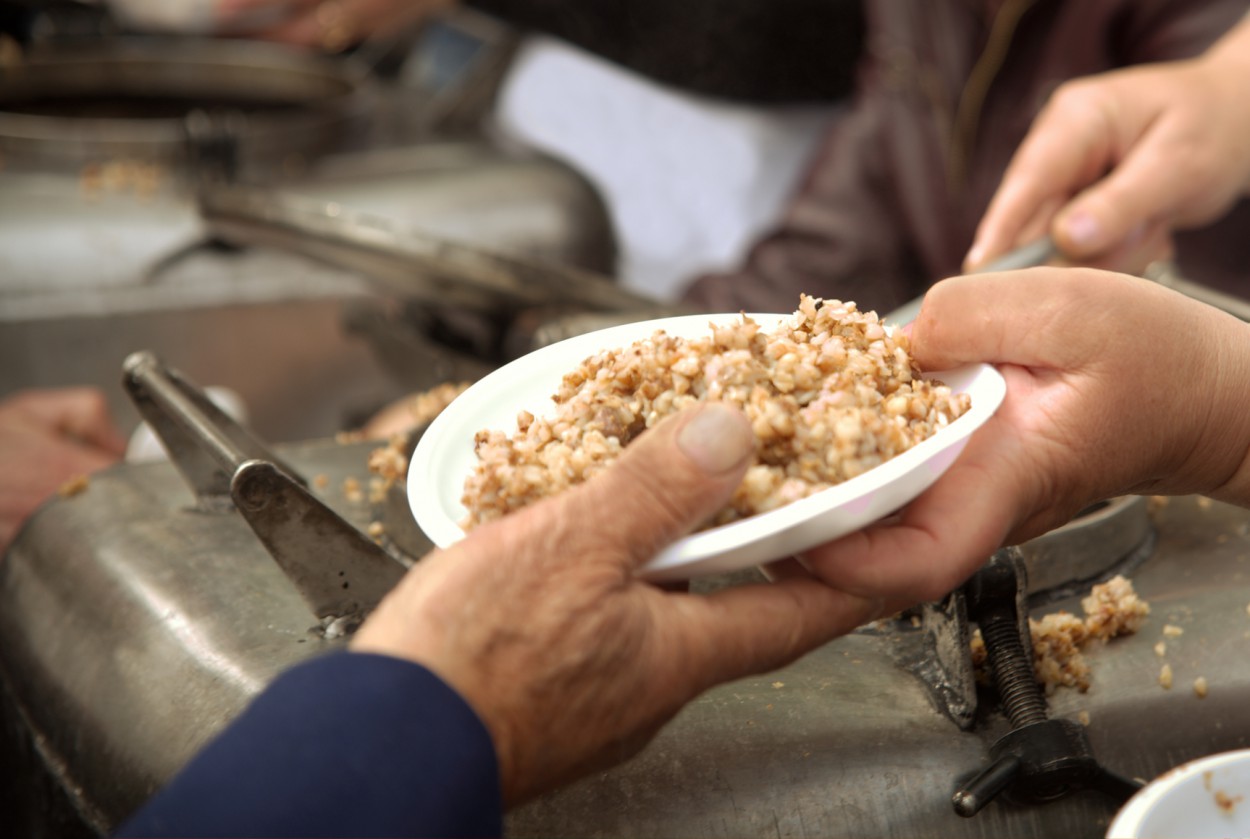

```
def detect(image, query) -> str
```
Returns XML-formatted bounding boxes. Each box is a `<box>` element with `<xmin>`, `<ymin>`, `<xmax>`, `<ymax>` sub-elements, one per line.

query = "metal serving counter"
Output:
<box><xmin>3</xmin><ymin>402</ymin><xmax>1249</xmax><ymax>839</ymax></box>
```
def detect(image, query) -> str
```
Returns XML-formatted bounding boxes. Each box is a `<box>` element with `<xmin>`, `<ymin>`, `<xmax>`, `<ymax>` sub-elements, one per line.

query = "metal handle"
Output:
<box><xmin>952</xmin><ymin>550</ymin><xmax>1143</xmax><ymax>817</ymax></box>
<box><xmin>123</xmin><ymin>350</ymin><xmax>302</xmax><ymax>510</ymax></box>
<box><xmin>198</xmin><ymin>183</ymin><xmax>662</xmax><ymax>315</ymax></box>
<box><xmin>122</xmin><ymin>351</ymin><xmax>406</xmax><ymax>624</ymax></box>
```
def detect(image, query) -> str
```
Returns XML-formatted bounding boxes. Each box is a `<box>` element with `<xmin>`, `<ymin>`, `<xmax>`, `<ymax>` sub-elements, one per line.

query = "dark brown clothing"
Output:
<box><xmin>683</xmin><ymin>0</ymin><xmax>1250</xmax><ymax>315</ymax></box>
<box><xmin>468</xmin><ymin>0</ymin><xmax>865</xmax><ymax>103</ymax></box>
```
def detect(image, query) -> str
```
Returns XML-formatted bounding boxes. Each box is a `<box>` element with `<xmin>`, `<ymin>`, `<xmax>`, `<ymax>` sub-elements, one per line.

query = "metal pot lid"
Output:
<box><xmin>198</xmin><ymin>182</ymin><xmax>664</xmax><ymax>314</ymax></box>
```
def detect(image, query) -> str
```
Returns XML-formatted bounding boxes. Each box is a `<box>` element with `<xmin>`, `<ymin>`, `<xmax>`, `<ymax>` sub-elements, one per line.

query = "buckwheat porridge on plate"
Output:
<box><xmin>461</xmin><ymin>295</ymin><xmax>971</xmax><ymax>530</ymax></box>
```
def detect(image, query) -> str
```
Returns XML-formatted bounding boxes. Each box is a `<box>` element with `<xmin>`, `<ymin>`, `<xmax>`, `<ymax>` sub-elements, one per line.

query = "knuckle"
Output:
<box><xmin>1045</xmin><ymin>79</ymin><xmax>1101</xmax><ymax>118</ymax></box>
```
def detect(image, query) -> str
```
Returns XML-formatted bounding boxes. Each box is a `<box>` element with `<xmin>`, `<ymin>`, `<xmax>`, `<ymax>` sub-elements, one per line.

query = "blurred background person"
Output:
<box><xmin>86</xmin><ymin>0</ymin><xmax>866</xmax><ymax>301</ymax></box>
<box><xmin>681</xmin><ymin>0</ymin><xmax>1250</xmax><ymax>316</ymax></box>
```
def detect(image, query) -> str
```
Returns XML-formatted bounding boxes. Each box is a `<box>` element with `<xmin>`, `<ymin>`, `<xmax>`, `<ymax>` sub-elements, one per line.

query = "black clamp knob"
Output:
<box><xmin>952</xmin><ymin>549</ymin><xmax>1143</xmax><ymax>817</ymax></box>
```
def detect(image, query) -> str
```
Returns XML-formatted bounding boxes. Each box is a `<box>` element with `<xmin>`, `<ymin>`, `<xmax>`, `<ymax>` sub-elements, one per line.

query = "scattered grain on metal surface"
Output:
<box><xmin>461</xmin><ymin>295</ymin><xmax>969</xmax><ymax>529</ymax></box>
<box><xmin>971</xmin><ymin>575</ymin><xmax>1150</xmax><ymax>694</ymax></box>
<box><xmin>1160</xmin><ymin>663</ymin><xmax>1174</xmax><ymax>690</ymax></box>
<box><xmin>1194</xmin><ymin>676</ymin><xmax>1209</xmax><ymax>698</ymax></box>
<box><xmin>368</xmin><ymin>435</ymin><xmax>408</xmax><ymax>486</ymax></box>
<box><xmin>1163</xmin><ymin>624</ymin><xmax>1185</xmax><ymax>638</ymax></box>
<box><xmin>409</xmin><ymin>382</ymin><xmax>471</xmax><ymax>427</ymax></box>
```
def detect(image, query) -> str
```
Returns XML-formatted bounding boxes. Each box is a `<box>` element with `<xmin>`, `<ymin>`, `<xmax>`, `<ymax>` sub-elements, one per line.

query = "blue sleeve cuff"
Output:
<box><xmin>116</xmin><ymin>651</ymin><xmax>503</xmax><ymax>838</ymax></box>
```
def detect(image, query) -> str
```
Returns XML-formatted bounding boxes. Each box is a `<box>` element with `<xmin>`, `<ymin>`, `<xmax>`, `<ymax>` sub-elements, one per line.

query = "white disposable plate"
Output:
<box><xmin>408</xmin><ymin>313</ymin><xmax>1006</xmax><ymax>582</ymax></box>
<box><xmin>1107</xmin><ymin>748</ymin><xmax>1250</xmax><ymax>838</ymax></box>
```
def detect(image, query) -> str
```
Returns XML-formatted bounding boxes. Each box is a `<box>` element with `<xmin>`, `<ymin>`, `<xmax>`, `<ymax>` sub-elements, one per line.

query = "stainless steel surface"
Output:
<box><xmin>199</xmin><ymin>181</ymin><xmax>653</xmax><ymax>314</ymax></box>
<box><xmin>0</xmin><ymin>437</ymin><xmax>397</xmax><ymax>836</ymax></box>
<box><xmin>3</xmin><ymin>420</ymin><xmax>1249</xmax><ymax>839</ymax></box>
<box><xmin>1020</xmin><ymin>496</ymin><xmax>1153</xmax><ymax>599</ymax></box>
<box><xmin>279</xmin><ymin>142</ymin><xmax>619</xmax><ymax>276</ymax></box>
<box><xmin>0</xmin><ymin>139</ymin><xmax>619</xmax><ymax>440</ymax></box>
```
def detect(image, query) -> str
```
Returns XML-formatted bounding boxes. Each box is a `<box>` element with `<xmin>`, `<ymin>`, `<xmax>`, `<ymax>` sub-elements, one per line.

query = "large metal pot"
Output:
<box><xmin>0</xmin><ymin>37</ymin><xmax>375</xmax><ymax>173</ymax></box>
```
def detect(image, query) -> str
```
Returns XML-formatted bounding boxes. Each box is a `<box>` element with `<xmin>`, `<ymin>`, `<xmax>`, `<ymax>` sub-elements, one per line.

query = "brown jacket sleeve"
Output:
<box><xmin>681</xmin><ymin>76</ymin><xmax>922</xmax><ymax>316</ymax></box>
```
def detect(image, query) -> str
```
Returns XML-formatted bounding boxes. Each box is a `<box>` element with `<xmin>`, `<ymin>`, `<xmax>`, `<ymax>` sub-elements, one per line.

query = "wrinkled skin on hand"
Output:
<box><xmin>967</xmin><ymin>22</ymin><xmax>1250</xmax><ymax>271</ymax></box>
<box><xmin>352</xmin><ymin>403</ymin><xmax>882</xmax><ymax>806</ymax></box>
<box><xmin>0</xmin><ymin>388</ymin><xmax>127</xmax><ymax>552</ymax></box>
<box><xmin>804</xmin><ymin>268</ymin><xmax>1250</xmax><ymax>605</ymax></box>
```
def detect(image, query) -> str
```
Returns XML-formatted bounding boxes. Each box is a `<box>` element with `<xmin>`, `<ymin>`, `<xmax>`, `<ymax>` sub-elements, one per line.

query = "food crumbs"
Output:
<box><xmin>972</xmin><ymin>575</ymin><xmax>1149</xmax><ymax>695</ymax></box>
<box><xmin>313</xmin><ymin>474</ymin><xmax>330</xmax><ymax>490</ymax></box>
<box><xmin>367</xmin><ymin>521</ymin><xmax>385</xmax><ymax>540</ymax></box>
<box><xmin>342</xmin><ymin>477</ymin><xmax>363</xmax><ymax>504</ymax></box>
<box><xmin>367</xmin><ymin>437</ymin><xmax>409</xmax><ymax>487</ymax></box>
<box><xmin>1159</xmin><ymin>663</ymin><xmax>1174</xmax><ymax>690</ymax></box>
<box><xmin>1216</xmin><ymin>789</ymin><xmax>1243</xmax><ymax>813</ymax></box>
<box><xmin>765</xmin><ymin>704</ymin><xmax>774</xmax><ymax>711</ymax></box>
<box><xmin>772</xmin><ymin>681</ymin><xmax>785</xmax><ymax>689</ymax></box>
<box><xmin>1077</xmin><ymin>711</ymin><xmax>1091</xmax><ymax>726</ymax></box>
<box><xmin>1197</xmin><ymin>496</ymin><xmax>1214</xmax><ymax>509</ymax></box>
<box><xmin>335</xmin><ymin>430</ymin><xmax>366</xmax><ymax>445</ymax></box>
<box><xmin>461</xmin><ymin>296</ymin><xmax>971</xmax><ymax>531</ymax></box>
<box><xmin>1154</xmin><ymin>641</ymin><xmax>1167</xmax><ymax>657</ymax></box>
<box><xmin>1194</xmin><ymin>676</ymin><xmax>1209</xmax><ymax>698</ymax></box>
<box><xmin>1163</xmin><ymin>624</ymin><xmax>1185</xmax><ymax>638</ymax></box>
<box><xmin>56</xmin><ymin>474</ymin><xmax>90</xmax><ymax>498</ymax></box>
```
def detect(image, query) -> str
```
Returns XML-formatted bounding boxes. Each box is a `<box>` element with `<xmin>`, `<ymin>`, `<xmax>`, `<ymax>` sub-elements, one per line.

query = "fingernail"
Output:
<box><xmin>677</xmin><ymin>405</ymin><xmax>753</xmax><ymax>474</ymax></box>
<box><xmin>1062</xmin><ymin>211</ymin><xmax>1102</xmax><ymax>250</ymax></box>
